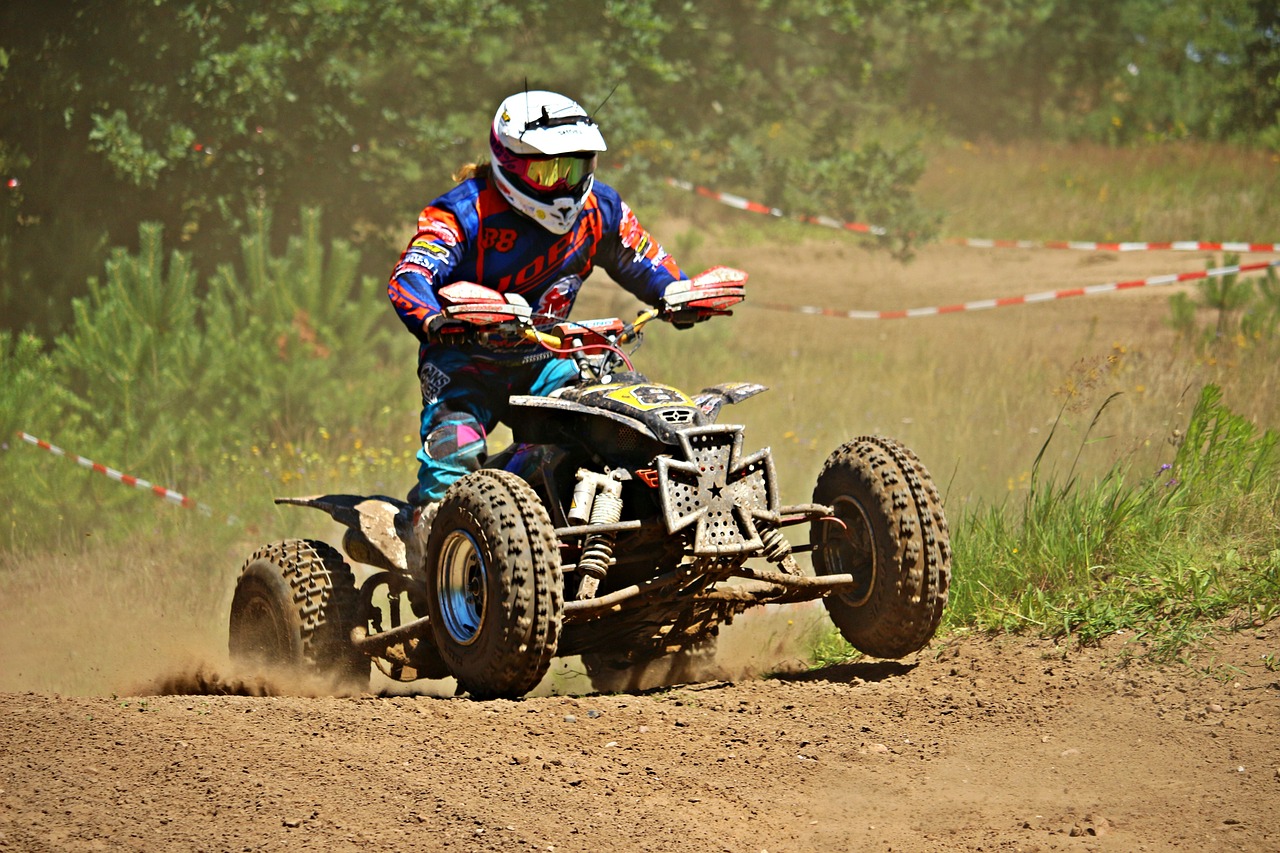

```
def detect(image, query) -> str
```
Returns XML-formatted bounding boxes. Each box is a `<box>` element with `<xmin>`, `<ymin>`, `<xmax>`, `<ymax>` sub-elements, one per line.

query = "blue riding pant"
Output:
<box><xmin>410</xmin><ymin>348</ymin><xmax>577</xmax><ymax>504</ymax></box>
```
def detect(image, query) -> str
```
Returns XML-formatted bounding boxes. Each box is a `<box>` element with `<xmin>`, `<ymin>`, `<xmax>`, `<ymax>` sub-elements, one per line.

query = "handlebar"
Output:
<box><xmin>520</xmin><ymin>307</ymin><xmax>662</xmax><ymax>351</ymax></box>
<box><xmin>428</xmin><ymin>267</ymin><xmax>745</xmax><ymax>380</ymax></box>
<box><xmin>428</xmin><ymin>305</ymin><xmax>663</xmax><ymax>380</ymax></box>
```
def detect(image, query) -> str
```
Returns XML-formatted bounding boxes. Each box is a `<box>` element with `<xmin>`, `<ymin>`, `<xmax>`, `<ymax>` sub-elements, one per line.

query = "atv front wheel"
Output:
<box><xmin>810</xmin><ymin>436</ymin><xmax>951</xmax><ymax>658</ymax></box>
<box><xmin>425</xmin><ymin>469</ymin><xmax>563</xmax><ymax>699</ymax></box>
<box><xmin>228</xmin><ymin>539</ymin><xmax>369</xmax><ymax>689</ymax></box>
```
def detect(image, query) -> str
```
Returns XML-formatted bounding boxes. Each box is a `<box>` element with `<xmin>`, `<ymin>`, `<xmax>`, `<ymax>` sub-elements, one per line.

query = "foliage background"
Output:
<box><xmin>3</xmin><ymin>0</ymin><xmax>1277</xmax><ymax>337</ymax></box>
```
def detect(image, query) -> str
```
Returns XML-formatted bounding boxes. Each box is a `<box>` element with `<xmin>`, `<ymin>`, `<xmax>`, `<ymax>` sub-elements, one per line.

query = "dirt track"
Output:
<box><xmin>1</xmin><ymin>624</ymin><xmax>1276</xmax><ymax>852</ymax></box>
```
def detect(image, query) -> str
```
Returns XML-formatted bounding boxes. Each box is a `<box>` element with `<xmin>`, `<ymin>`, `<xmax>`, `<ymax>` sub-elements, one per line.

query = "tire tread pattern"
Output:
<box><xmin>812</xmin><ymin>436</ymin><xmax>951</xmax><ymax>658</ymax></box>
<box><xmin>234</xmin><ymin>539</ymin><xmax>366</xmax><ymax>683</ymax></box>
<box><xmin>429</xmin><ymin>470</ymin><xmax>563</xmax><ymax>699</ymax></box>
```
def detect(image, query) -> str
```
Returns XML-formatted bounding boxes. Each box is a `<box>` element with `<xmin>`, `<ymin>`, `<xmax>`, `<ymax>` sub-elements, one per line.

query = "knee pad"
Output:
<box><xmin>423</xmin><ymin>412</ymin><xmax>487</xmax><ymax>468</ymax></box>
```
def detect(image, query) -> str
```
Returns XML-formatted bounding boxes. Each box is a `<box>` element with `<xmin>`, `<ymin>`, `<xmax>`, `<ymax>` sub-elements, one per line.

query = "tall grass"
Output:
<box><xmin>949</xmin><ymin>385</ymin><xmax>1280</xmax><ymax>661</ymax></box>
<box><xmin>918</xmin><ymin>140</ymin><xmax>1280</xmax><ymax>243</ymax></box>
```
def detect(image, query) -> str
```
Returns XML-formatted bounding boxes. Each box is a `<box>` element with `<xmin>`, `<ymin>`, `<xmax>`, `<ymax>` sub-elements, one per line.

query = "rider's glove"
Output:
<box><xmin>661</xmin><ymin>267</ymin><xmax>747</xmax><ymax>329</ymax></box>
<box><xmin>424</xmin><ymin>313</ymin><xmax>471</xmax><ymax>345</ymax></box>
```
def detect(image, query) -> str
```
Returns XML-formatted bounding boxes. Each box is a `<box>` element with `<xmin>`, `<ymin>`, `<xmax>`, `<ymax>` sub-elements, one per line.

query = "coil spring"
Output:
<box><xmin>578</xmin><ymin>491</ymin><xmax>623</xmax><ymax>579</ymax></box>
<box><xmin>760</xmin><ymin>526</ymin><xmax>794</xmax><ymax>563</ymax></box>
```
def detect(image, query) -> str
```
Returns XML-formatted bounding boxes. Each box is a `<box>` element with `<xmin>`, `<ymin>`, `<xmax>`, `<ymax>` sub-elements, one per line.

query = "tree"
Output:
<box><xmin>877</xmin><ymin>0</ymin><xmax>1131</xmax><ymax>138</ymax></box>
<box><xmin>868</xmin><ymin>0</ymin><xmax>1279</xmax><ymax>144</ymax></box>
<box><xmin>0</xmin><ymin>1</ymin><xmax>538</xmax><ymax>335</ymax></box>
<box><xmin>0</xmin><ymin>0</ymin><xmax>961</xmax><ymax>339</ymax></box>
<box><xmin>1106</xmin><ymin>0</ymin><xmax>1280</xmax><ymax>142</ymax></box>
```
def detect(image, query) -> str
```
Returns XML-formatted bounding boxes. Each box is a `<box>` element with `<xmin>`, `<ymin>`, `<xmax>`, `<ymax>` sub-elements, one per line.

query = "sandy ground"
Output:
<box><xmin>2</xmin><ymin>229</ymin><xmax>1278</xmax><ymax>851</ymax></box>
<box><xmin>1</xmin><ymin>626</ymin><xmax>1277</xmax><ymax>852</ymax></box>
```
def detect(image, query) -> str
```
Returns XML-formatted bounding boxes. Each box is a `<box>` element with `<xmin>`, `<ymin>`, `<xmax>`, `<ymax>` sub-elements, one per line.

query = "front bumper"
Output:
<box><xmin>655</xmin><ymin>424</ymin><xmax>781</xmax><ymax>556</ymax></box>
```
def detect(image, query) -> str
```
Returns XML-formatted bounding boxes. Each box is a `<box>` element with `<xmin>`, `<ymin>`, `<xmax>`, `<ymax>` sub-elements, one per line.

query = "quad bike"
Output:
<box><xmin>228</xmin><ymin>269</ymin><xmax>952</xmax><ymax>699</ymax></box>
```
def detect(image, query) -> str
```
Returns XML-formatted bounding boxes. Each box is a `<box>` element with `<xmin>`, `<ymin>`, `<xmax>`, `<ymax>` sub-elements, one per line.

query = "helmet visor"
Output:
<box><xmin>517</xmin><ymin>154</ymin><xmax>596</xmax><ymax>193</ymax></box>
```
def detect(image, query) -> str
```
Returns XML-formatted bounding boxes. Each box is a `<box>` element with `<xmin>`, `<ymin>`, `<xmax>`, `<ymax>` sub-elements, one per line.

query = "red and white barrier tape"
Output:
<box><xmin>947</xmin><ymin>237</ymin><xmax>1280</xmax><ymax>253</ymax></box>
<box><xmin>16</xmin><ymin>431</ymin><xmax>204</xmax><ymax>511</ymax></box>
<box><xmin>667</xmin><ymin>177</ymin><xmax>1279</xmax><ymax>252</ymax></box>
<box><xmin>752</xmin><ymin>259</ymin><xmax>1280</xmax><ymax>320</ymax></box>
<box><xmin>666</xmin><ymin>178</ymin><xmax>888</xmax><ymax>236</ymax></box>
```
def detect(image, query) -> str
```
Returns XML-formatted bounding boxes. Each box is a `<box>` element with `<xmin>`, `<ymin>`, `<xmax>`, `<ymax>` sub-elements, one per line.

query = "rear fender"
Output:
<box><xmin>275</xmin><ymin>494</ymin><xmax>413</xmax><ymax>572</ymax></box>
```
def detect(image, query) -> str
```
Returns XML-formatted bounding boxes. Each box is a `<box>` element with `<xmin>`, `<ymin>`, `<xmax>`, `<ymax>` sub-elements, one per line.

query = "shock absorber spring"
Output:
<box><xmin>760</xmin><ymin>526</ymin><xmax>799</xmax><ymax>574</ymax></box>
<box><xmin>575</xmin><ymin>482</ymin><xmax>624</xmax><ymax>600</ymax></box>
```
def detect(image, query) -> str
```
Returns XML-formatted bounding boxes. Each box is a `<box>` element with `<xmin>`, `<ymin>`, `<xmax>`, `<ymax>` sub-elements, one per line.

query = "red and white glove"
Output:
<box><xmin>661</xmin><ymin>267</ymin><xmax>747</xmax><ymax>329</ymax></box>
<box><xmin>424</xmin><ymin>283</ymin><xmax>532</xmax><ymax>344</ymax></box>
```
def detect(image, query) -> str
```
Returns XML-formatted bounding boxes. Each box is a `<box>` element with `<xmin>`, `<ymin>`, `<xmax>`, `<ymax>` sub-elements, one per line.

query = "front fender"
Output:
<box><xmin>693</xmin><ymin>382</ymin><xmax>768</xmax><ymax>421</ymax></box>
<box><xmin>507</xmin><ymin>394</ymin><xmax>661</xmax><ymax>443</ymax></box>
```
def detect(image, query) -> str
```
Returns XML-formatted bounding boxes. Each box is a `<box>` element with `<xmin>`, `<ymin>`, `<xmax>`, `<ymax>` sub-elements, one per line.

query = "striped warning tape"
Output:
<box><xmin>948</xmin><ymin>237</ymin><xmax>1280</xmax><ymax>253</ymax></box>
<box><xmin>666</xmin><ymin>177</ymin><xmax>1280</xmax><ymax>252</ymax></box>
<box><xmin>751</xmin><ymin>259</ymin><xmax>1280</xmax><ymax>320</ymax></box>
<box><xmin>16</xmin><ymin>430</ymin><xmax>206</xmax><ymax>511</ymax></box>
<box><xmin>665</xmin><ymin>178</ymin><xmax>888</xmax><ymax>236</ymax></box>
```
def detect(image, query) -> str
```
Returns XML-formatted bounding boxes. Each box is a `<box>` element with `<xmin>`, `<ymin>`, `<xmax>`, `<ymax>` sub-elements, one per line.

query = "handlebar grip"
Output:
<box><xmin>621</xmin><ymin>308</ymin><xmax>661</xmax><ymax>343</ymax></box>
<box><xmin>523</xmin><ymin>328</ymin><xmax>563</xmax><ymax>348</ymax></box>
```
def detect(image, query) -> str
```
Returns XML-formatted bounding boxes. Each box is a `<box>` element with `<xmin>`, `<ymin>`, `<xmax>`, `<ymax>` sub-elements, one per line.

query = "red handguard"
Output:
<box><xmin>661</xmin><ymin>266</ymin><xmax>747</xmax><ymax>327</ymax></box>
<box><xmin>425</xmin><ymin>283</ymin><xmax>532</xmax><ymax>343</ymax></box>
<box><xmin>437</xmin><ymin>282</ymin><xmax>532</xmax><ymax>325</ymax></box>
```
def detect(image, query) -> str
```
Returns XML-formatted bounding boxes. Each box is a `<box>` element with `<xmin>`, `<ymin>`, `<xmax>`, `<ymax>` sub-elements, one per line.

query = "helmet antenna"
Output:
<box><xmin>591</xmin><ymin>82</ymin><xmax>620</xmax><ymax>118</ymax></box>
<box><xmin>520</xmin><ymin>79</ymin><xmax>531</xmax><ymax>140</ymax></box>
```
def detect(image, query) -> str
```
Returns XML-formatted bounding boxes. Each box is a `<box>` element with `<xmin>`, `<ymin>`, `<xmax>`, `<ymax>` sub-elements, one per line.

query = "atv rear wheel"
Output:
<box><xmin>425</xmin><ymin>469</ymin><xmax>563</xmax><ymax>699</ymax></box>
<box><xmin>228</xmin><ymin>539</ymin><xmax>369</xmax><ymax>690</ymax></box>
<box><xmin>810</xmin><ymin>436</ymin><xmax>951</xmax><ymax>658</ymax></box>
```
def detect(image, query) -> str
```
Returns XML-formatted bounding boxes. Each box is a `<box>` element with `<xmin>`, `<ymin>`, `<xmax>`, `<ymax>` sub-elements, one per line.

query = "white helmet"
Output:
<box><xmin>489</xmin><ymin>90</ymin><xmax>607</xmax><ymax>234</ymax></box>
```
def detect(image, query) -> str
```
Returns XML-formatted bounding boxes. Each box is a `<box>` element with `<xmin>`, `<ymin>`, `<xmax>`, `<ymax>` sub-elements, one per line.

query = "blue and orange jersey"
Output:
<box><xmin>388</xmin><ymin>176</ymin><xmax>685</xmax><ymax>349</ymax></box>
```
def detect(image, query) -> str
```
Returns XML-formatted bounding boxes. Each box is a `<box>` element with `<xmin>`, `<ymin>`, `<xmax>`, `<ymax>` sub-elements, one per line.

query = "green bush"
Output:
<box><xmin>54</xmin><ymin>221</ymin><xmax>205</xmax><ymax>476</ymax></box>
<box><xmin>200</xmin><ymin>206</ymin><xmax>406</xmax><ymax>449</ymax></box>
<box><xmin>1</xmin><ymin>208</ymin><xmax>414</xmax><ymax>550</ymax></box>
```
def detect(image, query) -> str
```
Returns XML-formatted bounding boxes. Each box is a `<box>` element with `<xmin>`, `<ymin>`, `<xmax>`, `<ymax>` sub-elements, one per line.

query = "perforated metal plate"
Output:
<box><xmin>655</xmin><ymin>424</ymin><xmax>780</xmax><ymax>555</ymax></box>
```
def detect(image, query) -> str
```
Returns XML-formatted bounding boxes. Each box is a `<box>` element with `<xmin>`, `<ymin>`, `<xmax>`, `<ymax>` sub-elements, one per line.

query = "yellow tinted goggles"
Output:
<box><xmin>519</xmin><ymin>154</ymin><xmax>596</xmax><ymax>192</ymax></box>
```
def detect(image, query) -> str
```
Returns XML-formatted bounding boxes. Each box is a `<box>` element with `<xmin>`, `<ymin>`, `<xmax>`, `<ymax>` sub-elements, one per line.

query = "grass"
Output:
<box><xmin>802</xmin><ymin>382</ymin><xmax>1280</xmax><ymax>669</ymax></box>
<box><xmin>952</xmin><ymin>385</ymin><xmax>1279</xmax><ymax>655</ymax></box>
<box><xmin>4</xmin><ymin>140</ymin><xmax>1280</xmax><ymax>693</ymax></box>
<box><xmin>918</xmin><ymin>140</ymin><xmax>1280</xmax><ymax>243</ymax></box>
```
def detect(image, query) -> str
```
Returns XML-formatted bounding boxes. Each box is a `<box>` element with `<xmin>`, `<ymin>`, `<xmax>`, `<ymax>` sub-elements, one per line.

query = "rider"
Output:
<box><xmin>388</xmin><ymin>89</ymin><xmax>743</xmax><ymax>517</ymax></box>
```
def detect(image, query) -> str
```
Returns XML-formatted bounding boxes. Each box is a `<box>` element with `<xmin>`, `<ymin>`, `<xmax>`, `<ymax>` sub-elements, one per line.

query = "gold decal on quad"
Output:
<box><xmin>605</xmin><ymin>385</ymin><xmax>693</xmax><ymax>411</ymax></box>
